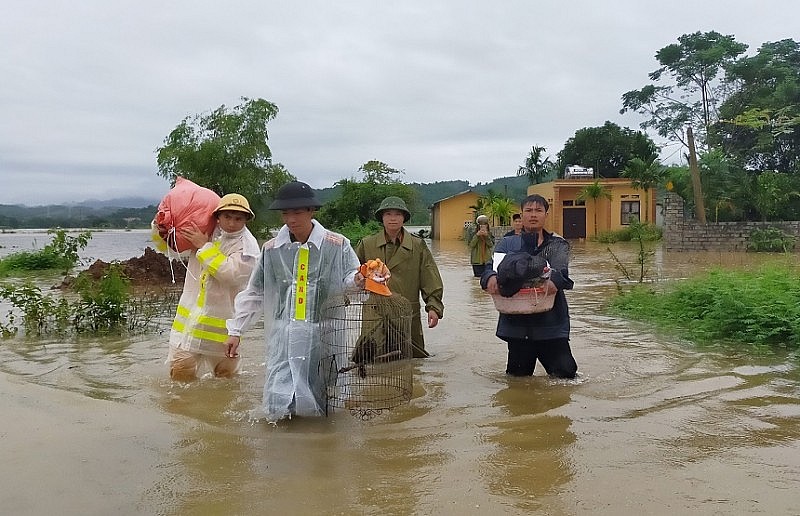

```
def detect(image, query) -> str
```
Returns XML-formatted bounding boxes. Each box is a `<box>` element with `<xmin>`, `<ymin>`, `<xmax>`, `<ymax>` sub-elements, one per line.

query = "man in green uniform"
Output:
<box><xmin>355</xmin><ymin>196</ymin><xmax>444</xmax><ymax>358</ymax></box>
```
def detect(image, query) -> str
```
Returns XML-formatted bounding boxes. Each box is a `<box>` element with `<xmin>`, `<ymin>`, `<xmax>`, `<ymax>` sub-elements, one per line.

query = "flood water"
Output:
<box><xmin>1</xmin><ymin>230</ymin><xmax>799</xmax><ymax>515</ymax></box>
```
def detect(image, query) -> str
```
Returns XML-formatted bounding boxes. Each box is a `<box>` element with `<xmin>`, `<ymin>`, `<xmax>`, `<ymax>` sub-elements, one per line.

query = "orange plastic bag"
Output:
<box><xmin>153</xmin><ymin>177</ymin><xmax>220</xmax><ymax>253</ymax></box>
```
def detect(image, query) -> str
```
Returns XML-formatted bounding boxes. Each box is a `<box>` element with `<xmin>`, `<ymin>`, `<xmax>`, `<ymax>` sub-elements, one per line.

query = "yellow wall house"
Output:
<box><xmin>430</xmin><ymin>190</ymin><xmax>480</xmax><ymax>240</ymax></box>
<box><xmin>528</xmin><ymin>178</ymin><xmax>656</xmax><ymax>239</ymax></box>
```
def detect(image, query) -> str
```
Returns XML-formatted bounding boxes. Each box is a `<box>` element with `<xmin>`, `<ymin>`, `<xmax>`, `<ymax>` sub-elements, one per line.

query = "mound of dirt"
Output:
<box><xmin>78</xmin><ymin>247</ymin><xmax>187</xmax><ymax>287</ymax></box>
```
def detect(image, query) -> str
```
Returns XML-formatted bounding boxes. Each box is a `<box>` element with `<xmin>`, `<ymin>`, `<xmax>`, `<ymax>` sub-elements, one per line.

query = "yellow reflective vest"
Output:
<box><xmin>169</xmin><ymin>227</ymin><xmax>259</xmax><ymax>356</ymax></box>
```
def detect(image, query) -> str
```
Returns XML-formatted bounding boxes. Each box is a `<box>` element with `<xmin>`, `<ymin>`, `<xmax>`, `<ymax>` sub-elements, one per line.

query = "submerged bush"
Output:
<box><xmin>0</xmin><ymin>229</ymin><xmax>92</xmax><ymax>277</ymax></box>
<box><xmin>747</xmin><ymin>227</ymin><xmax>796</xmax><ymax>253</ymax></box>
<box><xmin>72</xmin><ymin>264</ymin><xmax>131</xmax><ymax>332</ymax></box>
<box><xmin>610</xmin><ymin>264</ymin><xmax>800</xmax><ymax>349</ymax></box>
<box><xmin>0</xmin><ymin>263</ymin><xmax>176</xmax><ymax>337</ymax></box>
<box><xmin>339</xmin><ymin>219</ymin><xmax>382</xmax><ymax>247</ymax></box>
<box><xmin>0</xmin><ymin>283</ymin><xmax>71</xmax><ymax>337</ymax></box>
<box><xmin>605</xmin><ymin>221</ymin><xmax>660</xmax><ymax>283</ymax></box>
<box><xmin>596</xmin><ymin>222</ymin><xmax>662</xmax><ymax>244</ymax></box>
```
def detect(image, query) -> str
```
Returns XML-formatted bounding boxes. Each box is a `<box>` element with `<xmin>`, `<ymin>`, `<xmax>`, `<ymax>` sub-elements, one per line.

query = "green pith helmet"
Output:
<box><xmin>375</xmin><ymin>196</ymin><xmax>411</xmax><ymax>222</ymax></box>
<box><xmin>268</xmin><ymin>181</ymin><xmax>322</xmax><ymax>210</ymax></box>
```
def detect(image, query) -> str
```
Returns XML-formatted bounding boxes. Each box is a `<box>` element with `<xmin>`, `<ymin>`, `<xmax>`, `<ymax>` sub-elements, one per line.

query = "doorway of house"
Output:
<box><xmin>562</xmin><ymin>207</ymin><xmax>586</xmax><ymax>239</ymax></box>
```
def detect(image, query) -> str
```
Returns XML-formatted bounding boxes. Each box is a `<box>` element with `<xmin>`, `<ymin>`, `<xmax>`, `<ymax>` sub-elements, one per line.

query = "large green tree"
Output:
<box><xmin>663</xmin><ymin>152</ymin><xmax>757</xmax><ymax>222</ymax></box>
<box><xmin>317</xmin><ymin>161</ymin><xmax>417</xmax><ymax>229</ymax></box>
<box><xmin>556</xmin><ymin>121</ymin><xmax>659</xmax><ymax>178</ymax></box>
<box><xmin>621</xmin><ymin>31</ymin><xmax>748</xmax><ymax>149</ymax></box>
<box><xmin>753</xmin><ymin>171</ymin><xmax>800</xmax><ymax>221</ymax></box>
<box><xmin>360</xmin><ymin>160</ymin><xmax>403</xmax><ymax>184</ymax></box>
<box><xmin>716</xmin><ymin>39</ymin><xmax>800</xmax><ymax>174</ymax></box>
<box><xmin>155</xmin><ymin>97</ymin><xmax>294</xmax><ymax>235</ymax></box>
<box><xmin>699</xmin><ymin>150</ymin><xmax>752</xmax><ymax>222</ymax></box>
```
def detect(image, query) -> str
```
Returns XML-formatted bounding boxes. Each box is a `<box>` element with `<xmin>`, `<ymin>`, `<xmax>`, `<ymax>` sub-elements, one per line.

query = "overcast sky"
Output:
<box><xmin>1</xmin><ymin>1</ymin><xmax>797</xmax><ymax>205</ymax></box>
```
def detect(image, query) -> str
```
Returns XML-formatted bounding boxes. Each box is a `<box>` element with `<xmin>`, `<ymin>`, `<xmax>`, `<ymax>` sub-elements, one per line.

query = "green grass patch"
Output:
<box><xmin>610</xmin><ymin>264</ymin><xmax>800</xmax><ymax>349</ymax></box>
<box><xmin>0</xmin><ymin>250</ymin><xmax>67</xmax><ymax>275</ymax></box>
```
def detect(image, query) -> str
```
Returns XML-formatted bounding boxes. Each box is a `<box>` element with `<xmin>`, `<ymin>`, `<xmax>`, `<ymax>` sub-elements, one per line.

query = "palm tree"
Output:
<box><xmin>517</xmin><ymin>145</ymin><xmax>553</xmax><ymax>185</ymax></box>
<box><xmin>577</xmin><ymin>180</ymin><xmax>612</xmax><ymax>236</ymax></box>
<box><xmin>470</xmin><ymin>190</ymin><xmax>516</xmax><ymax>226</ymax></box>
<box><xmin>487</xmin><ymin>196</ymin><xmax>516</xmax><ymax>226</ymax></box>
<box><xmin>622</xmin><ymin>157</ymin><xmax>666</xmax><ymax>222</ymax></box>
<box><xmin>477</xmin><ymin>190</ymin><xmax>503</xmax><ymax>225</ymax></box>
<box><xmin>468</xmin><ymin>196</ymin><xmax>488</xmax><ymax>221</ymax></box>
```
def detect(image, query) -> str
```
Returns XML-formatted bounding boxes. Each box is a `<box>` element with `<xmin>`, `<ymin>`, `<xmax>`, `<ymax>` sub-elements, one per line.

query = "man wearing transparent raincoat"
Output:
<box><xmin>224</xmin><ymin>181</ymin><xmax>363</xmax><ymax>421</ymax></box>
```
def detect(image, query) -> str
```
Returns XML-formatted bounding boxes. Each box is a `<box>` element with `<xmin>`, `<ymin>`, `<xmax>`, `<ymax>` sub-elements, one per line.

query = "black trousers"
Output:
<box><xmin>472</xmin><ymin>264</ymin><xmax>487</xmax><ymax>277</ymax></box>
<box><xmin>504</xmin><ymin>337</ymin><xmax>577</xmax><ymax>379</ymax></box>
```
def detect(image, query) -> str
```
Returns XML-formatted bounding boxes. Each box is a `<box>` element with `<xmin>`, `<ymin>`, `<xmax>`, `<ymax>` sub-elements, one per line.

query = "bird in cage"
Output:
<box><xmin>344</xmin><ymin>259</ymin><xmax>412</xmax><ymax>373</ymax></box>
<box><xmin>321</xmin><ymin>287</ymin><xmax>414</xmax><ymax>417</ymax></box>
<box><xmin>348</xmin><ymin>294</ymin><xmax>412</xmax><ymax>371</ymax></box>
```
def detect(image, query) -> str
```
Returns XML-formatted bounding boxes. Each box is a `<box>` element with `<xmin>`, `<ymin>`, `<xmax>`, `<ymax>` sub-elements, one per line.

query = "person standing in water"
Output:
<box><xmin>224</xmin><ymin>181</ymin><xmax>363</xmax><ymax>420</ymax></box>
<box><xmin>167</xmin><ymin>193</ymin><xmax>260</xmax><ymax>381</ymax></box>
<box><xmin>355</xmin><ymin>196</ymin><xmax>444</xmax><ymax>358</ymax></box>
<box><xmin>469</xmin><ymin>214</ymin><xmax>494</xmax><ymax>277</ymax></box>
<box><xmin>481</xmin><ymin>194</ymin><xmax>577</xmax><ymax>379</ymax></box>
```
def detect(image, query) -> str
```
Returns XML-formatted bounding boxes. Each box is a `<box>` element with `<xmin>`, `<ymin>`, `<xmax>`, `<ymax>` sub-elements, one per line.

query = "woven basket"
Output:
<box><xmin>490</xmin><ymin>285</ymin><xmax>556</xmax><ymax>314</ymax></box>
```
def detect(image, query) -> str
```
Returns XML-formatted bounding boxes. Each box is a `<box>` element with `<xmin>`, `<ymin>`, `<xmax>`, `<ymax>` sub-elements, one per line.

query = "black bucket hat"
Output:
<box><xmin>268</xmin><ymin>181</ymin><xmax>322</xmax><ymax>210</ymax></box>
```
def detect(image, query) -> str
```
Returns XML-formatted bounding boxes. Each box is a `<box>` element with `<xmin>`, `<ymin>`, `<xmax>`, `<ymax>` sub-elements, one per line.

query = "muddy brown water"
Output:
<box><xmin>1</xmin><ymin>230</ymin><xmax>799</xmax><ymax>515</ymax></box>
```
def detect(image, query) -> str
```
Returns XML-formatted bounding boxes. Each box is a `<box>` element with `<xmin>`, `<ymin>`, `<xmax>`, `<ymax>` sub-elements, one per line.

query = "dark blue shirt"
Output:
<box><xmin>481</xmin><ymin>230</ymin><xmax>573</xmax><ymax>341</ymax></box>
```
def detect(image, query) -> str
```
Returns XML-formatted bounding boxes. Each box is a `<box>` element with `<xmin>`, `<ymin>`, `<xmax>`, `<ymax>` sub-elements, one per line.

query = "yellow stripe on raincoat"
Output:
<box><xmin>197</xmin><ymin>242</ymin><xmax>226</xmax><ymax>276</ymax></box>
<box><xmin>168</xmin><ymin>225</ymin><xmax>260</xmax><ymax>357</ymax></box>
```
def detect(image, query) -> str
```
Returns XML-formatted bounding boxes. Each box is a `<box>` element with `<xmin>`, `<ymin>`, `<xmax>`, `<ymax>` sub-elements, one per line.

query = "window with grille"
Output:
<box><xmin>621</xmin><ymin>200</ymin><xmax>640</xmax><ymax>224</ymax></box>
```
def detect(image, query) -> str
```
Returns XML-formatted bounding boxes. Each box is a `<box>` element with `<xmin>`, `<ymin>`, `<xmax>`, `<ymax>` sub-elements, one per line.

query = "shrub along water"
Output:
<box><xmin>0</xmin><ymin>229</ymin><xmax>177</xmax><ymax>336</ymax></box>
<box><xmin>338</xmin><ymin>219</ymin><xmax>382</xmax><ymax>247</ymax></box>
<box><xmin>0</xmin><ymin>263</ymin><xmax>175</xmax><ymax>337</ymax></box>
<box><xmin>0</xmin><ymin>229</ymin><xmax>92</xmax><ymax>277</ymax></box>
<box><xmin>610</xmin><ymin>263</ymin><xmax>800</xmax><ymax>349</ymax></box>
<box><xmin>606</xmin><ymin>221</ymin><xmax>660</xmax><ymax>283</ymax></box>
<box><xmin>596</xmin><ymin>221</ymin><xmax>662</xmax><ymax>244</ymax></box>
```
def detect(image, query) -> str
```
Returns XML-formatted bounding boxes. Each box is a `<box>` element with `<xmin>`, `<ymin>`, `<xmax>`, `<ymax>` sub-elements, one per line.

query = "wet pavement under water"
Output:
<box><xmin>1</xmin><ymin>230</ymin><xmax>799</xmax><ymax>515</ymax></box>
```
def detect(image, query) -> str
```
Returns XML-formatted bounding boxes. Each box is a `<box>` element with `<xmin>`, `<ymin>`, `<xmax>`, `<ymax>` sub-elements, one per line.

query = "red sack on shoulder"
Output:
<box><xmin>153</xmin><ymin>177</ymin><xmax>220</xmax><ymax>253</ymax></box>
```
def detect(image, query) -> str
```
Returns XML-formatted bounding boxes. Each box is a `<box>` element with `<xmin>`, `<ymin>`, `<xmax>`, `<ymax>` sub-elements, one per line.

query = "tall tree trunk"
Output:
<box><xmin>687</xmin><ymin>126</ymin><xmax>707</xmax><ymax>223</ymax></box>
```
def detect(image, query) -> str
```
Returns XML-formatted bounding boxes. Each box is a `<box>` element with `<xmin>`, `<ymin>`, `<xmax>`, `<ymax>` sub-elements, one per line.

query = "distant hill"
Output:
<box><xmin>0</xmin><ymin>203</ymin><xmax>157</xmax><ymax>230</ymax></box>
<box><xmin>314</xmin><ymin>175</ymin><xmax>530</xmax><ymax>225</ymax></box>
<box><xmin>0</xmin><ymin>177</ymin><xmax>532</xmax><ymax>228</ymax></box>
<box><xmin>76</xmin><ymin>196</ymin><xmax>161</xmax><ymax>209</ymax></box>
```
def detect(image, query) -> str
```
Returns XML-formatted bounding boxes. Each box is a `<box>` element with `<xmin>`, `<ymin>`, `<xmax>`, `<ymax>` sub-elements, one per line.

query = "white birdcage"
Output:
<box><xmin>320</xmin><ymin>290</ymin><xmax>414</xmax><ymax>419</ymax></box>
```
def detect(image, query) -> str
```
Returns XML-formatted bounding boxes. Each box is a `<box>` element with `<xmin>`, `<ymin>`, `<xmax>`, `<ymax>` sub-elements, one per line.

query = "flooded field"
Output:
<box><xmin>1</xmin><ymin>230</ymin><xmax>799</xmax><ymax>515</ymax></box>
